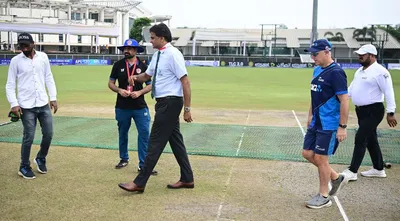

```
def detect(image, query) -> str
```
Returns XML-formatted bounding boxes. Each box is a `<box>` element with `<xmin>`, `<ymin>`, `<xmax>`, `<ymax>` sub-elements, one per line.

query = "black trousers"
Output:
<box><xmin>349</xmin><ymin>102</ymin><xmax>385</xmax><ymax>172</ymax></box>
<box><xmin>134</xmin><ymin>96</ymin><xmax>193</xmax><ymax>187</ymax></box>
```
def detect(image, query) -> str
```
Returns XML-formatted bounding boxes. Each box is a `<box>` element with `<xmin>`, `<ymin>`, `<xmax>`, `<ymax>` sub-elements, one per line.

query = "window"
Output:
<box><xmin>71</xmin><ymin>12</ymin><xmax>81</xmax><ymax>20</ymax></box>
<box><xmin>78</xmin><ymin>35</ymin><xmax>82</xmax><ymax>43</ymax></box>
<box><xmin>90</xmin><ymin>13</ymin><xmax>98</xmax><ymax>21</ymax></box>
<box><xmin>104</xmin><ymin>19</ymin><xmax>113</xmax><ymax>23</ymax></box>
<box><xmin>109</xmin><ymin>38</ymin><xmax>112</xmax><ymax>44</ymax></box>
<box><xmin>58</xmin><ymin>46</ymin><xmax>64</xmax><ymax>51</ymax></box>
<box><xmin>39</xmin><ymin>34</ymin><xmax>44</xmax><ymax>42</ymax></box>
<box><xmin>59</xmin><ymin>34</ymin><xmax>63</xmax><ymax>43</ymax></box>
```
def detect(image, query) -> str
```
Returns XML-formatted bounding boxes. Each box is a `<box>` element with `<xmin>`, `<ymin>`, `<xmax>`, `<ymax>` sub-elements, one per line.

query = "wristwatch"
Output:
<box><xmin>339</xmin><ymin>124</ymin><xmax>347</xmax><ymax>129</ymax></box>
<box><xmin>184</xmin><ymin>107</ymin><xmax>191</xmax><ymax>112</ymax></box>
<box><xmin>388</xmin><ymin>112</ymin><xmax>395</xmax><ymax>116</ymax></box>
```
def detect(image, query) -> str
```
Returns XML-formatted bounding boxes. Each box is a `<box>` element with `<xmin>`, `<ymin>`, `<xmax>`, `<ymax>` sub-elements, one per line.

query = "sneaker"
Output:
<box><xmin>34</xmin><ymin>158</ymin><xmax>47</xmax><ymax>174</ymax></box>
<box><xmin>306</xmin><ymin>194</ymin><xmax>332</xmax><ymax>209</ymax></box>
<box><xmin>18</xmin><ymin>166</ymin><xmax>36</xmax><ymax>179</ymax></box>
<box><xmin>115</xmin><ymin>160</ymin><xmax>129</xmax><ymax>169</ymax></box>
<box><xmin>361</xmin><ymin>168</ymin><xmax>387</xmax><ymax>178</ymax></box>
<box><xmin>329</xmin><ymin>174</ymin><xmax>347</xmax><ymax>196</ymax></box>
<box><xmin>138</xmin><ymin>166</ymin><xmax>158</xmax><ymax>176</ymax></box>
<box><xmin>341</xmin><ymin>168</ymin><xmax>358</xmax><ymax>181</ymax></box>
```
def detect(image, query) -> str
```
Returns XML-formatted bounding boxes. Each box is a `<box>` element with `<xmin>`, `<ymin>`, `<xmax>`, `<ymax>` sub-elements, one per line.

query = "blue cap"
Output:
<box><xmin>117</xmin><ymin>39</ymin><xmax>144</xmax><ymax>53</ymax></box>
<box><xmin>304</xmin><ymin>39</ymin><xmax>332</xmax><ymax>53</ymax></box>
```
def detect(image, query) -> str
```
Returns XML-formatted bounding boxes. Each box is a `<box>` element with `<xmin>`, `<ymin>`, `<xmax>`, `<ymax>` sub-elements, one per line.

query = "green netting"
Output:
<box><xmin>1</xmin><ymin>116</ymin><xmax>399</xmax><ymax>165</ymax></box>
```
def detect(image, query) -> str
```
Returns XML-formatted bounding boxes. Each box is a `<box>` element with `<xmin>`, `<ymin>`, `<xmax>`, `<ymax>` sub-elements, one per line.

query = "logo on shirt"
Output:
<box><xmin>311</xmin><ymin>84</ymin><xmax>322</xmax><ymax>92</ymax></box>
<box><xmin>383</xmin><ymin>73</ymin><xmax>389</xmax><ymax>79</ymax></box>
<box><xmin>136</xmin><ymin>68</ymin><xmax>141</xmax><ymax>74</ymax></box>
<box><xmin>121</xmin><ymin>68</ymin><xmax>125</xmax><ymax>72</ymax></box>
<box><xmin>318</xmin><ymin>77</ymin><xmax>324</xmax><ymax>82</ymax></box>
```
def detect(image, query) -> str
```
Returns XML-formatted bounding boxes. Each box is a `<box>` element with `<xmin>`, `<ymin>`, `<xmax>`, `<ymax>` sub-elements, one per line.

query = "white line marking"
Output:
<box><xmin>216</xmin><ymin>110</ymin><xmax>251</xmax><ymax>221</ymax></box>
<box><xmin>292</xmin><ymin>110</ymin><xmax>349</xmax><ymax>221</ymax></box>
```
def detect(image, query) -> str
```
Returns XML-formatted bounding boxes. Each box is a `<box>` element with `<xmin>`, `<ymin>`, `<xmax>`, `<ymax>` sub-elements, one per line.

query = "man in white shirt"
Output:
<box><xmin>5</xmin><ymin>33</ymin><xmax>58</xmax><ymax>180</ymax></box>
<box><xmin>342</xmin><ymin>44</ymin><xmax>397</xmax><ymax>180</ymax></box>
<box><xmin>118</xmin><ymin>23</ymin><xmax>194</xmax><ymax>193</ymax></box>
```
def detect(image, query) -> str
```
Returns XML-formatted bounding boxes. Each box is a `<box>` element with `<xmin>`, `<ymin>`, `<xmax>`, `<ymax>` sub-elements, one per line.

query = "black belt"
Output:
<box><xmin>355</xmin><ymin>102</ymin><xmax>383</xmax><ymax>109</ymax></box>
<box><xmin>155</xmin><ymin>96</ymin><xmax>183</xmax><ymax>102</ymax></box>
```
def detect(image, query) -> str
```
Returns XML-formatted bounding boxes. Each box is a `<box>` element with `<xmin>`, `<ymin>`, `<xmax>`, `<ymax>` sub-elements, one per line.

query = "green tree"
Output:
<box><xmin>378</xmin><ymin>24</ymin><xmax>400</xmax><ymax>42</ymax></box>
<box><xmin>353</xmin><ymin>26</ymin><xmax>376</xmax><ymax>42</ymax></box>
<box><xmin>129</xmin><ymin>17</ymin><xmax>152</xmax><ymax>42</ymax></box>
<box><xmin>324</xmin><ymin>31</ymin><xmax>344</xmax><ymax>42</ymax></box>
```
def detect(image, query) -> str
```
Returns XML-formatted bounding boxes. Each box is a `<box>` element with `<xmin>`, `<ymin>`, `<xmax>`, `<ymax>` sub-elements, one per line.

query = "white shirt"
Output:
<box><xmin>5</xmin><ymin>51</ymin><xmax>57</xmax><ymax>109</ymax></box>
<box><xmin>348</xmin><ymin>61</ymin><xmax>396</xmax><ymax>113</ymax></box>
<box><xmin>145</xmin><ymin>43</ymin><xmax>187</xmax><ymax>98</ymax></box>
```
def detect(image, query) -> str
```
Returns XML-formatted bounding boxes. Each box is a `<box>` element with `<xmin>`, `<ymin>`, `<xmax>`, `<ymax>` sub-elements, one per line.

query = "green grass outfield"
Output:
<box><xmin>1</xmin><ymin>66</ymin><xmax>399</xmax><ymax>116</ymax></box>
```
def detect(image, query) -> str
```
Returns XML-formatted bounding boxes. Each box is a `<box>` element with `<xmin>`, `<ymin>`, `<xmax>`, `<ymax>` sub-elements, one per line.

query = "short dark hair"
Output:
<box><xmin>149</xmin><ymin>23</ymin><xmax>172</xmax><ymax>43</ymax></box>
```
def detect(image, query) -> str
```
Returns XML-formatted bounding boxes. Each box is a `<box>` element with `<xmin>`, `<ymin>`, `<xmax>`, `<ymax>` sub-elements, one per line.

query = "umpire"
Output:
<box><xmin>342</xmin><ymin>44</ymin><xmax>397</xmax><ymax>181</ymax></box>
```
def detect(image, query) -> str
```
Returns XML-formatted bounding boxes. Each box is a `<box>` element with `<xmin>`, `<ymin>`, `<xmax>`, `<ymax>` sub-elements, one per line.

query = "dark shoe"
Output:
<box><xmin>115</xmin><ymin>160</ymin><xmax>128</xmax><ymax>169</ymax></box>
<box><xmin>167</xmin><ymin>181</ymin><xmax>194</xmax><ymax>189</ymax></box>
<box><xmin>118</xmin><ymin>181</ymin><xmax>145</xmax><ymax>193</ymax></box>
<box><xmin>138</xmin><ymin>166</ymin><xmax>158</xmax><ymax>176</ymax></box>
<box><xmin>34</xmin><ymin>158</ymin><xmax>47</xmax><ymax>174</ymax></box>
<box><xmin>18</xmin><ymin>166</ymin><xmax>36</xmax><ymax>180</ymax></box>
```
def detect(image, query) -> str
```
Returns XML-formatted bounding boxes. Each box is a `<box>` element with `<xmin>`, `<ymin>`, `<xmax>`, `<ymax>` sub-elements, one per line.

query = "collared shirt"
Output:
<box><xmin>145</xmin><ymin>43</ymin><xmax>187</xmax><ymax>98</ymax></box>
<box><xmin>109</xmin><ymin>57</ymin><xmax>150</xmax><ymax>109</ymax></box>
<box><xmin>310</xmin><ymin>63</ymin><xmax>348</xmax><ymax>130</ymax></box>
<box><xmin>349</xmin><ymin>61</ymin><xmax>396</xmax><ymax>113</ymax></box>
<box><xmin>5</xmin><ymin>51</ymin><xmax>57</xmax><ymax>109</ymax></box>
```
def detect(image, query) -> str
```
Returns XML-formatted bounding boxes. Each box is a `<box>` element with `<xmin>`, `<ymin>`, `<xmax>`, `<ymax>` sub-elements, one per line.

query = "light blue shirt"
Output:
<box><xmin>145</xmin><ymin>43</ymin><xmax>187</xmax><ymax>98</ymax></box>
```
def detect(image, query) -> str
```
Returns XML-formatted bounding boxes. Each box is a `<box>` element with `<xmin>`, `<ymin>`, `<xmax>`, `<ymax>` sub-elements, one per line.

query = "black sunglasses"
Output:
<box><xmin>311</xmin><ymin>51</ymin><xmax>321</xmax><ymax>57</ymax></box>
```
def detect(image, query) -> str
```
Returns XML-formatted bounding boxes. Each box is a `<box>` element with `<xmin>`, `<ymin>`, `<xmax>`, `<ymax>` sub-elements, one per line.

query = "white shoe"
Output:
<box><xmin>341</xmin><ymin>168</ymin><xmax>358</xmax><ymax>181</ymax></box>
<box><xmin>360</xmin><ymin>168</ymin><xmax>387</xmax><ymax>178</ymax></box>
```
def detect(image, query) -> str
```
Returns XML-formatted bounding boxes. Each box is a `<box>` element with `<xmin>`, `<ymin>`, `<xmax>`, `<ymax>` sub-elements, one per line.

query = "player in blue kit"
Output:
<box><xmin>302</xmin><ymin>39</ymin><xmax>350</xmax><ymax>209</ymax></box>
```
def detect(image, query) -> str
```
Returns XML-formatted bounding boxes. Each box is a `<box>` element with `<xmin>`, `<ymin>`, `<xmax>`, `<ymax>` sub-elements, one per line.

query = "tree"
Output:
<box><xmin>378</xmin><ymin>24</ymin><xmax>400</xmax><ymax>42</ymax></box>
<box><xmin>324</xmin><ymin>31</ymin><xmax>344</xmax><ymax>42</ymax></box>
<box><xmin>353</xmin><ymin>26</ymin><xmax>376</xmax><ymax>42</ymax></box>
<box><xmin>129</xmin><ymin>17</ymin><xmax>152</xmax><ymax>42</ymax></box>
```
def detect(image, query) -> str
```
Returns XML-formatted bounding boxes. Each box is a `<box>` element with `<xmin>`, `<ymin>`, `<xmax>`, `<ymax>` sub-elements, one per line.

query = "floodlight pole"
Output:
<box><xmin>311</xmin><ymin>0</ymin><xmax>318</xmax><ymax>45</ymax></box>
<box><xmin>260</xmin><ymin>23</ymin><xmax>281</xmax><ymax>61</ymax></box>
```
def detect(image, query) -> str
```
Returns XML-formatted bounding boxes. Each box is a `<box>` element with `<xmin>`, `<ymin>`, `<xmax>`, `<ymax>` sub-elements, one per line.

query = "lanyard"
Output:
<box><xmin>126</xmin><ymin>58</ymin><xmax>137</xmax><ymax>84</ymax></box>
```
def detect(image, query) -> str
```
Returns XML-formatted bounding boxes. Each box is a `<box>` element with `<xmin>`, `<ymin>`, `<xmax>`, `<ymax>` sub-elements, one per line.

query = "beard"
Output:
<box><xmin>124</xmin><ymin>53</ymin><xmax>134</xmax><ymax>59</ymax></box>
<box><xmin>23</xmin><ymin>49</ymin><xmax>33</xmax><ymax>57</ymax></box>
<box><xmin>360</xmin><ymin>57</ymin><xmax>371</xmax><ymax>67</ymax></box>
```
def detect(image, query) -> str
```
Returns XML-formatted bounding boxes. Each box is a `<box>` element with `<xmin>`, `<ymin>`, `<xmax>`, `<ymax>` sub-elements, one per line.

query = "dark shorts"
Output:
<box><xmin>303</xmin><ymin>127</ymin><xmax>339</xmax><ymax>156</ymax></box>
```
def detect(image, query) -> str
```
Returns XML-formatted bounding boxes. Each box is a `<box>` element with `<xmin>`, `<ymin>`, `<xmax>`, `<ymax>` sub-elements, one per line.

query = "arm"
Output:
<box><xmin>44</xmin><ymin>54</ymin><xmax>58</xmax><ymax>113</ymax></box>
<box><xmin>131</xmin><ymin>73</ymin><xmax>152</xmax><ymax>84</ymax></box>
<box><xmin>307</xmin><ymin>103</ymin><xmax>312</xmax><ymax>128</ymax></box>
<box><xmin>337</xmin><ymin>94</ymin><xmax>349</xmax><ymax>126</ymax></box>
<box><xmin>181</xmin><ymin>75</ymin><xmax>191</xmax><ymax>109</ymax></box>
<box><xmin>376</xmin><ymin>71</ymin><xmax>397</xmax><ymax>127</ymax></box>
<box><xmin>5</xmin><ymin>58</ymin><xmax>19</xmax><ymax>108</ymax></box>
<box><xmin>109</xmin><ymin>64</ymin><xmax>130</xmax><ymax>97</ymax></box>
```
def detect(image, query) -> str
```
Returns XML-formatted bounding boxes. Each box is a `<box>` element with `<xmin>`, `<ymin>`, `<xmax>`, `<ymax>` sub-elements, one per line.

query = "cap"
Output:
<box><xmin>17</xmin><ymin>33</ymin><xmax>34</xmax><ymax>44</ymax></box>
<box><xmin>117</xmin><ymin>39</ymin><xmax>144</xmax><ymax>53</ymax></box>
<box><xmin>354</xmin><ymin>44</ymin><xmax>377</xmax><ymax>55</ymax></box>
<box><xmin>304</xmin><ymin>39</ymin><xmax>332</xmax><ymax>53</ymax></box>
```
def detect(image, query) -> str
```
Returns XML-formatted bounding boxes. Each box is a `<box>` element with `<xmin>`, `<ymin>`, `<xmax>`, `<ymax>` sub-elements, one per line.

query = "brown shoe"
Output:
<box><xmin>118</xmin><ymin>181</ymin><xmax>145</xmax><ymax>193</ymax></box>
<box><xmin>167</xmin><ymin>181</ymin><xmax>194</xmax><ymax>189</ymax></box>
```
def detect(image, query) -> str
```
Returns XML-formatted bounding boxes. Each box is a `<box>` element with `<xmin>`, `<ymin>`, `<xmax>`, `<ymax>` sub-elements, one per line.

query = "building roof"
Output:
<box><xmin>169</xmin><ymin>28</ymin><xmax>400</xmax><ymax>49</ymax></box>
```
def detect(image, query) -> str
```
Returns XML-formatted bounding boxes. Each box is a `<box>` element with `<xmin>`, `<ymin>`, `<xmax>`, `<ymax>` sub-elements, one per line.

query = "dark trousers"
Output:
<box><xmin>20</xmin><ymin>105</ymin><xmax>54</xmax><ymax>167</ymax></box>
<box><xmin>349</xmin><ymin>102</ymin><xmax>385</xmax><ymax>172</ymax></box>
<box><xmin>134</xmin><ymin>96</ymin><xmax>193</xmax><ymax>187</ymax></box>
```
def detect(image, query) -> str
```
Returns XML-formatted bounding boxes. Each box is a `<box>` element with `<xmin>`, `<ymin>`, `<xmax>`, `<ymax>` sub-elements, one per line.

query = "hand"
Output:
<box><xmin>118</xmin><ymin>89</ymin><xmax>131</xmax><ymax>98</ymax></box>
<box><xmin>387</xmin><ymin>114</ymin><xmax>397</xmax><ymax>127</ymax></box>
<box><xmin>11</xmin><ymin>106</ymin><xmax>22</xmax><ymax>117</ymax></box>
<box><xmin>336</xmin><ymin>127</ymin><xmax>347</xmax><ymax>142</ymax></box>
<box><xmin>184</xmin><ymin>111</ymin><xmax>193</xmax><ymax>123</ymax></box>
<box><xmin>306</xmin><ymin>116</ymin><xmax>312</xmax><ymax>128</ymax></box>
<box><xmin>50</xmin><ymin>101</ymin><xmax>58</xmax><ymax>114</ymax></box>
<box><xmin>130</xmin><ymin>91</ymin><xmax>142</xmax><ymax>99</ymax></box>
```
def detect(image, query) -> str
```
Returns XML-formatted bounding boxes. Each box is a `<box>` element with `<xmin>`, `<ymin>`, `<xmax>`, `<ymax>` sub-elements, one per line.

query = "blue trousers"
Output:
<box><xmin>115</xmin><ymin>107</ymin><xmax>150</xmax><ymax>168</ymax></box>
<box><xmin>20</xmin><ymin>105</ymin><xmax>53</xmax><ymax>167</ymax></box>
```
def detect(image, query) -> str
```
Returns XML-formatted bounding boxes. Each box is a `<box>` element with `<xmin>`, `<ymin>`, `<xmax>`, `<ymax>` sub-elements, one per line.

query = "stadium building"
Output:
<box><xmin>0</xmin><ymin>0</ymin><xmax>171</xmax><ymax>54</ymax></box>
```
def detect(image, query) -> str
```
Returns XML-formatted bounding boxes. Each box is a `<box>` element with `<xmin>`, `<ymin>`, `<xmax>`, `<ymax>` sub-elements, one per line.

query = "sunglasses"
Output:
<box><xmin>311</xmin><ymin>51</ymin><xmax>321</xmax><ymax>57</ymax></box>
